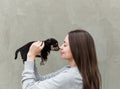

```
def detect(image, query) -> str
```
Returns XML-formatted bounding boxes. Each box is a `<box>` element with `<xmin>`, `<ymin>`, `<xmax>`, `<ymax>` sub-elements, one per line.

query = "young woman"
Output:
<box><xmin>22</xmin><ymin>29</ymin><xmax>101</xmax><ymax>89</ymax></box>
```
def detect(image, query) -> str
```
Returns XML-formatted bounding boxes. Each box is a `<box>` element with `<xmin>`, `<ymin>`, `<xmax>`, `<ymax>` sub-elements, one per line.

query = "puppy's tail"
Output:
<box><xmin>14</xmin><ymin>49</ymin><xmax>20</xmax><ymax>60</ymax></box>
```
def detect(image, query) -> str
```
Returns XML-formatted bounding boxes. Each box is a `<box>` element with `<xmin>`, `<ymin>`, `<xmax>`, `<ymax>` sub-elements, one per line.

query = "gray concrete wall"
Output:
<box><xmin>0</xmin><ymin>0</ymin><xmax>120</xmax><ymax>89</ymax></box>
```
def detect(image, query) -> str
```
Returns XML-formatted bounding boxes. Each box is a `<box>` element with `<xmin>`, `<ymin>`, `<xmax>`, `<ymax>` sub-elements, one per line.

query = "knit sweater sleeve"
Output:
<box><xmin>22</xmin><ymin>61</ymin><xmax>83</xmax><ymax>89</ymax></box>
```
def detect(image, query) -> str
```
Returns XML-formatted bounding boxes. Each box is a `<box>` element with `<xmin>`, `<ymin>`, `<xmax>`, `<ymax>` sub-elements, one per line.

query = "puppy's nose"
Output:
<box><xmin>54</xmin><ymin>46</ymin><xmax>60</xmax><ymax>51</ymax></box>
<box><xmin>57</xmin><ymin>47</ymin><xmax>60</xmax><ymax>50</ymax></box>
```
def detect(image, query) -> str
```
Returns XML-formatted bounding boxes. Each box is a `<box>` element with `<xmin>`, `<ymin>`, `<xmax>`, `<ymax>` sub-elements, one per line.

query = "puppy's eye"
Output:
<box><xmin>53</xmin><ymin>43</ymin><xmax>58</xmax><ymax>46</ymax></box>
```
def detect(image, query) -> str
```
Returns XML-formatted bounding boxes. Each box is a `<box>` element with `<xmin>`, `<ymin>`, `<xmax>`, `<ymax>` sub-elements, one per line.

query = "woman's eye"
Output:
<box><xmin>64</xmin><ymin>44</ymin><xmax>67</xmax><ymax>47</ymax></box>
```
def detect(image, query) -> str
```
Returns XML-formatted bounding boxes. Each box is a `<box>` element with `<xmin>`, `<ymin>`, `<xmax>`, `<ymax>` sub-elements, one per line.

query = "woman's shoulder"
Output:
<box><xmin>59</xmin><ymin>66</ymin><xmax>82</xmax><ymax>80</ymax></box>
<box><xmin>68</xmin><ymin>66</ymin><xmax>82</xmax><ymax>78</ymax></box>
<box><xmin>54</xmin><ymin>66</ymin><xmax>83</xmax><ymax>88</ymax></box>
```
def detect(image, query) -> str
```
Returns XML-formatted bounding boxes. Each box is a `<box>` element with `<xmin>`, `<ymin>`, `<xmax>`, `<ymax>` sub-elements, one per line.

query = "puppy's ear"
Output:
<box><xmin>45</xmin><ymin>39</ymin><xmax>52</xmax><ymax>45</ymax></box>
<box><xmin>46</xmin><ymin>39</ymin><xmax>51</xmax><ymax>43</ymax></box>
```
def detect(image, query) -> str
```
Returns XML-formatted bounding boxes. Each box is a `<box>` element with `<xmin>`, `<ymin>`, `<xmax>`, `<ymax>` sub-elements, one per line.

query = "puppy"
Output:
<box><xmin>15</xmin><ymin>38</ymin><xmax>59</xmax><ymax>65</ymax></box>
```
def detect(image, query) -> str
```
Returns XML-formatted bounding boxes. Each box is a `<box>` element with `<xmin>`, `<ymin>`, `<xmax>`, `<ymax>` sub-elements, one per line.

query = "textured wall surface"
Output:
<box><xmin>0</xmin><ymin>0</ymin><xmax>120</xmax><ymax>89</ymax></box>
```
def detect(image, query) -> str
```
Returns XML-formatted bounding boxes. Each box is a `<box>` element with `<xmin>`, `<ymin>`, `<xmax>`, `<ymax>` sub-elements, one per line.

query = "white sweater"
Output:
<box><xmin>22</xmin><ymin>61</ymin><xmax>83</xmax><ymax>89</ymax></box>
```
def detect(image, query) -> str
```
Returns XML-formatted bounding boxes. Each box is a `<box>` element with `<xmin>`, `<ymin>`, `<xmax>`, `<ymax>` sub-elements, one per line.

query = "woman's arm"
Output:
<box><xmin>26</xmin><ymin>41</ymin><xmax>70</xmax><ymax>81</ymax></box>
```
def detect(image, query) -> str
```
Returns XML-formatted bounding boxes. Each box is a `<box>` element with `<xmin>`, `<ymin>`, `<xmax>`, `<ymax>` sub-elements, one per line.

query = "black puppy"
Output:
<box><xmin>15</xmin><ymin>38</ymin><xmax>59</xmax><ymax>65</ymax></box>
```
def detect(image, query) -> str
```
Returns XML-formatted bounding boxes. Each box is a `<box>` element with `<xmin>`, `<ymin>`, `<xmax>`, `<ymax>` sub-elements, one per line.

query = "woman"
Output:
<box><xmin>22</xmin><ymin>29</ymin><xmax>101</xmax><ymax>89</ymax></box>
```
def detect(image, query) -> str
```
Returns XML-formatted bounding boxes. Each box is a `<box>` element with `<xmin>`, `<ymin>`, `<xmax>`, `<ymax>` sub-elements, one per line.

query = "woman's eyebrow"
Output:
<box><xmin>64</xmin><ymin>41</ymin><xmax>68</xmax><ymax>45</ymax></box>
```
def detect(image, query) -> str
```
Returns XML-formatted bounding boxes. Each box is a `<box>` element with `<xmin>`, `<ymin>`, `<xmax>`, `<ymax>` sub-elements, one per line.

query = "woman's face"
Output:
<box><xmin>60</xmin><ymin>35</ymin><xmax>73</xmax><ymax>60</ymax></box>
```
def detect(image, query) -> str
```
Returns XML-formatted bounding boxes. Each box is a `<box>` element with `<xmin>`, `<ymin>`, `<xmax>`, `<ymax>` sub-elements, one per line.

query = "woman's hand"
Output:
<box><xmin>27</xmin><ymin>41</ymin><xmax>44</xmax><ymax>61</ymax></box>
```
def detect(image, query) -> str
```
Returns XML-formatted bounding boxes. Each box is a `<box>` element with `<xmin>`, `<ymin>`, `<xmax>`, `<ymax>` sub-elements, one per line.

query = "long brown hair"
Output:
<box><xmin>68</xmin><ymin>29</ymin><xmax>101</xmax><ymax>89</ymax></box>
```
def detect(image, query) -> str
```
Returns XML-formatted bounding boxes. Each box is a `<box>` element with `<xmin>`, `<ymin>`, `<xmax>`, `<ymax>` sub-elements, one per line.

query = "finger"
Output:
<box><xmin>35</xmin><ymin>41</ymin><xmax>44</xmax><ymax>48</ymax></box>
<box><xmin>33</xmin><ymin>41</ymin><xmax>40</xmax><ymax>45</ymax></box>
<box><xmin>36</xmin><ymin>41</ymin><xmax>42</xmax><ymax>45</ymax></box>
<box><xmin>40</xmin><ymin>41</ymin><xmax>43</xmax><ymax>46</ymax></box>
<box><xmin>37</xmin><ymin>41</ymin><xmax>41</xmax><ymax>44</ymax></box>
<box><xmin>40</xmin><ymin>42</ymin><xmax>45</xmax><ymax>49</ymax></box>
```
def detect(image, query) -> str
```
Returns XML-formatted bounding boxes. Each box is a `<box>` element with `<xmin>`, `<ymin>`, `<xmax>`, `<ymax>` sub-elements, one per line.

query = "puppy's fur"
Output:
<box><xmin>15</xmin><ymin>38</ymin><xmax>59</xmax><ymax>65</ymax></box>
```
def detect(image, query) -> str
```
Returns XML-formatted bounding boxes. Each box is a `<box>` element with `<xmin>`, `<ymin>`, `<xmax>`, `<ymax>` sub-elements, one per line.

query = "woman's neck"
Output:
<box><xmin>68</xmin><ymin>58</ymin><xmax>76</xmax><ymax>67</ymax></box>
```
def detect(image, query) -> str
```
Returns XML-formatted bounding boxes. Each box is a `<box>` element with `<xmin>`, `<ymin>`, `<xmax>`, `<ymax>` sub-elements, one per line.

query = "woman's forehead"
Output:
<box><xmin>64</xmin><ymin>35</ymin><xmax>69</xmax><ymax>43</ymax></box>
